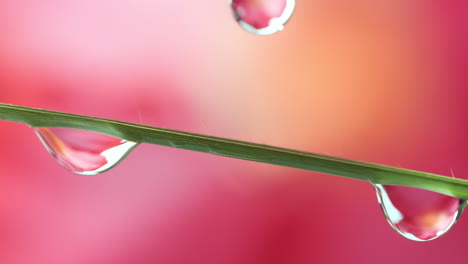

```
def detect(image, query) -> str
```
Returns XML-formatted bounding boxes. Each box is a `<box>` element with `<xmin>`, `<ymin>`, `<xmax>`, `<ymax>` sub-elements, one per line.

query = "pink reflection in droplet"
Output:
<box><xmin>33</xmin><ymin>127</ymin><xmax>138</xmax><ymax>175</ymax></box>
<box><xmin>374</xmin><ymin>184</ymin><xmax>465</xmax><ymax>241</ymax></box>
<box><xmin>230</xmin><ymin>0</ymin><xmax>295</xmax><ymax>35</ymax></box>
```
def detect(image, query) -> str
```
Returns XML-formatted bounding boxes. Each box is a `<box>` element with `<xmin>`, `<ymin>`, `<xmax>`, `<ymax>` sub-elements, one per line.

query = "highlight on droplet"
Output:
<box><xmin>33</xmin><ymin>127</ymin><xmax>138</xmax><ymax>175</ymax></box>
<box><xmin>373</xmin><ymin>184</ymin><xmax>466</xmax><ymax>241</ymax></box>
<box><xmin>230</xmin><ymin>0</ymin><xmax>296</xmax><ymax>35</ymax></box>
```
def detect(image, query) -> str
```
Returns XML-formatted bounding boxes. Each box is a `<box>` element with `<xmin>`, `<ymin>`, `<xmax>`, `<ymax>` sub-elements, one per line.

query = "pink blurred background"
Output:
<box><xmin>0</xmin><ymin>0</ymin><xmax>467</xmax><ymax>263</ymax></box>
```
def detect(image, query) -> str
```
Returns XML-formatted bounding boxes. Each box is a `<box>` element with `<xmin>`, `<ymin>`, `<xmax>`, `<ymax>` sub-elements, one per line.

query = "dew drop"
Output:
<box><xmin>33</xmin><ymin>127</ymin><xmax>138</xmax><ymax>175</ymax></box>
<box><xmin>230</xmin><ymin>0</ymin><xmax>296</xmax><ymax>35</ymax></box>
<box><xmin>374</xmin><ymin>184</ymin><xmax>466</xmax><ymax>241</ymax></box>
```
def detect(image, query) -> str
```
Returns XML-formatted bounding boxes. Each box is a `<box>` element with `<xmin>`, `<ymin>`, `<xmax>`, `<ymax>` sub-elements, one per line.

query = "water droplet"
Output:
<box><xmin>33</xmin><ymin>127</ymin><xmax>138</xmax><ymax>175</ymax></box>
<box><xmin>230</xmin><ymin>0</ymin><xmax>295</xmax><ymax>35</ymax></box>
<box><xmin>374</xmin><ymin>184</ymin><xmax>466</xmax><ymax>241</ymax></box>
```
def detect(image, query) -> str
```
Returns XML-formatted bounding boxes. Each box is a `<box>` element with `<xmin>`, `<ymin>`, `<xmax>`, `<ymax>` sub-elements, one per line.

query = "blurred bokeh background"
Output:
<box><xmin>0</xmin><ymin>0</ymin><xmax>467</xmax><ymax>263</ymax></box>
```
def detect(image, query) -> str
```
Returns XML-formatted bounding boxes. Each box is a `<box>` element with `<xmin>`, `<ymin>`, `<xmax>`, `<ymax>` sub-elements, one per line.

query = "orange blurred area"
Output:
<box><xmin>0</xmin><ymin>0</ymin><xmax>467</xmax><ymax>263</ymax></box>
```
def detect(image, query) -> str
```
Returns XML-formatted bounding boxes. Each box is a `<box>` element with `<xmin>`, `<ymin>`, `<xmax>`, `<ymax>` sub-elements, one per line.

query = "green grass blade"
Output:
<box><xmin>1</xmin><ymin>103</ymin><xmax>468</xmax><ymax>199</ymax></box>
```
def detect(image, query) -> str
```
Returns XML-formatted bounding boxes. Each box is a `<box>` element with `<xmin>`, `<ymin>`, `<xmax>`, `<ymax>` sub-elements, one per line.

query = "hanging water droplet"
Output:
<box><xmin>374</xmin><ymin>184</ymin><xmax>466</xmax><ymax>241</ymax></box>
<box><xmin>33</xmin><ymin>127</ymin><xmax>138</xmax><ymax>175</ymax></box>
<box><xmin>230</xmin><ymin>0</ymin><xmax>295</xmax><ymax>35</ymax></box>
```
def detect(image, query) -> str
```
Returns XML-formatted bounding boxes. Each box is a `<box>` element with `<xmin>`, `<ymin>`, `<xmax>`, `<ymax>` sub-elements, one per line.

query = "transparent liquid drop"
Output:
<box><xmin>33</xmin><ymin>127</ymin><xmax>138</xmax><ymax>175</ymax></box>
<box><xmin>374</xmin><ymin>184</ymin><xmax>466</xmax><ymax>241</ymax></box>
<box><xmin>230</xmin><ymin>0</ymin><xmax>295</xmax><ymax>35</ymax></box>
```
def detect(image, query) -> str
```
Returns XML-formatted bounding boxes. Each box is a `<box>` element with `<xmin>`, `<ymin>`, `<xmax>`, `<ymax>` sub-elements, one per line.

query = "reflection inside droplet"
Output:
<box><xmin>374</xmin><ymin>184</ymin><xmax>466</xmax><ymax>241</ymax></box>
<box><xmin>230</xmin><ymin>0</ymin><xmax>295</xmax><ymax>35</ymax></box>
<box><xmin>33</xmin><ymin>127</ymin><xmax>138</xmax><ymax>175</ymax></box>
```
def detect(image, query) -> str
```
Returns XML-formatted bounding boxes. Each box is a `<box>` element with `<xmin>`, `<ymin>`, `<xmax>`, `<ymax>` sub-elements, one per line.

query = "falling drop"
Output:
<box><xmin>33</xmin><ymin>127</ymin><xmax>138</xmax><ymax>175</ymax></box>
<box><xmin>230</xmin><ymin>0</ymin><xmax>296</xmax><ymax>35</ymax></box>
<box><xmin>374</xmin><ymin>184</ymin><xmax>466</xmax><ymax>241</ymax></box>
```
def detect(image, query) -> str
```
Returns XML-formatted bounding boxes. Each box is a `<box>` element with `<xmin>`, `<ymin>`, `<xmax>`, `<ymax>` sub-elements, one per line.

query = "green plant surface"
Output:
<box><xmin>1</xmin><ymin>102</ymin><xmax>468</xmax><ymax>199</ymax></box>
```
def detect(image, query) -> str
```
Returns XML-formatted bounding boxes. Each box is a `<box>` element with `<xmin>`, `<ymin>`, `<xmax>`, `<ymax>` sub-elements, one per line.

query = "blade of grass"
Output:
<box><xmin>1</xmin><ymin>103</ymin><xmax>468</xmax><ymax>199</ymax></box>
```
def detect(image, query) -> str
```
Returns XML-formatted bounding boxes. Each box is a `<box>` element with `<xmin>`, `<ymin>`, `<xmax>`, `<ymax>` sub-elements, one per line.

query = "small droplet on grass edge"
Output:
<box><xmin>33</xmin><ymin>127</ymin><xmax>138</xmax><ymax>175</ymax></box>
